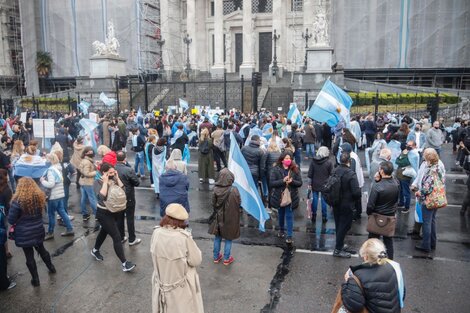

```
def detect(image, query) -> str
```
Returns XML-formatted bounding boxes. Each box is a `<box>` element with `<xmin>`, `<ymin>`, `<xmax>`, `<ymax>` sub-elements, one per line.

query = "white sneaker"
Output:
<box><xmin>209</xmin><ymin>179</ymin><xmax>215</xmax><ymax>185</ymax></box>
<box><xmin>68</xmin><ymin>215</ymin><xmax>75</xmax><ymax>221</ymax></box>
<box><xmin>199</xmin><ymin>178</ymin><xmax>203</xmax><ymax>183</ymax></box>
<box><xmin>151</xmin><ymin>184</ymin><xmax>154</xmax><ymax>188</ymax></box>
<box><xmin>129</xmin><ymin>238</ymin><xmax>142</xmax><ymax>246</ymax></box>
<box><xmin>121</xmin><ymin>237</ymin><xmax>128</xmax><ymax>244</ymax></box>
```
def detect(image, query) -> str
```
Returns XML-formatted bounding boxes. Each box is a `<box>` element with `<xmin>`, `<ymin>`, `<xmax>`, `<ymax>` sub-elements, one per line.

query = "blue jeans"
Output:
<box><xmin>305</xmin><ymin>144</ymin><xmax>315</xmax><ymax>158</ymax></box>
<box><xmin>278</xmin><ymin>205</ymin><xmax>293</xmax><ymax>237</ymax></box>
<box><xmin>293</xmin><ymin>149</ymin><xmax>301</xmax><ymax>166</ymax></box>
<box><xmin>213</xmin><ymin>236</ymin><xmax>233</xmax><ymax>260</ymax></box>
<box><xmin>134</xmin><ymin>151</ymin><xmax>145</xmax><ymax>176</ymax></box>
<box><xmin>312</xmin><ymin>191</ymin><xmax>327</xmax><ymax>217</ymax></box>
<box><xmin>398</xmin><ymin>179</ymin><xmax>411</xmax><ymax>209</ymax></box>
<box><xmin>48</xmin><ymin>198</ymin><xmax>73</xmax><ymax>233</ymax></box>
<box><xmin>80</xmin><ymin>185</ymin><xmax>97</xmax><ymax>216</ymax></box>
<box><xmin>421</xmin><ymin>204</ymin><xmax>437</xmax><ymax>250</ymax></box>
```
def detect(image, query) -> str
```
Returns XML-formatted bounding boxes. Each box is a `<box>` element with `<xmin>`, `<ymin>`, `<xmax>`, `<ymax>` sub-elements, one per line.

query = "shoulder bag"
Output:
<box><xmin>280</xmin><ymin>170</ymin><xmax>292</xmax><ymax>207</ymax></box>
<box><xmin>424</xmin><ymin>170</ymin><xmax>447</xmax><ymax>209</ymax></box>
<box><xmin>331</xmin><ymin>274</ymin><xmax>369</xmax><ymax>313</ymax></box>
<box><xmin>366</xmin><ymin>213</ymin><xmax>396</xmax><ymax>237</ymax></box>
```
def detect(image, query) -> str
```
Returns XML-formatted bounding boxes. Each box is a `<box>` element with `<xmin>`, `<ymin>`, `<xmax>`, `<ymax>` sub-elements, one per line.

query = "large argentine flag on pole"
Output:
<box><xmin>228</xmin><ymin>132</ymin><xmax>269</xmax><ymax>231</ymax></box>
<box><xmin>307</xmin><ymin>79</ymin><xmax>353</xmax><ymax>128</ymax></box>
<box><xmin>287</xmin><ymin>103</ymin><xmax>302</xmax><ymax>126</ymax></box>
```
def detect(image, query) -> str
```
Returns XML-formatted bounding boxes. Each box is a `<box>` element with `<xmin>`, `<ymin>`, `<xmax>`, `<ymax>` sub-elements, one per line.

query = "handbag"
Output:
<box><xmin>366</xmin><ymin>213</ymin><xmax>396</xmax><ymax>237</ymax></box>
<box><xmin>331</xmin><ymin>274</ymin><xmax>368</xmax><ymax>313</ymax></box>
<box><xmin>8</xmin><ymin>224</ymin><xmax>16</xmax><ymax>241</ymax></box>
<box><xmin>424</xmin><ymin>171</ymin><xmax>447</xmax><ymax>209</ymax></box>
<box><xmin>280</xmin><ymin>170</ymin><xmax>292</xmax><ymax>207</ymax></box>
<box><xmin>402</xmin><ymin>166</ymin><xmax>417</xmax><ymax>178</ymax></box>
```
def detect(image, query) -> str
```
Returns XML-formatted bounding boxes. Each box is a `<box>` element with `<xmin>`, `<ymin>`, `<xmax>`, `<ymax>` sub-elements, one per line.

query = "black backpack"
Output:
<box><xmin>289</xmin><ymin>132</ymin><xmax>302</xmax><ymax>149</ymax></box>
<box><xmin>321</xmin><ymin>169</ymin><xmax>343</xmax><ymax>207</ymax></box>
<box><xmin>199</xmin><ymin>140</ymin><xmax>210</xmax><ymax>154</ymax></box>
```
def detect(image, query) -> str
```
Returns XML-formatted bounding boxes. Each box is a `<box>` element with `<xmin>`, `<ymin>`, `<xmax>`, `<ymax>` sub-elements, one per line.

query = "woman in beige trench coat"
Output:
<box><xmin>150</xmin><ymin>203</ymin><xmax>204</xmax><ymax>313</ymax></box>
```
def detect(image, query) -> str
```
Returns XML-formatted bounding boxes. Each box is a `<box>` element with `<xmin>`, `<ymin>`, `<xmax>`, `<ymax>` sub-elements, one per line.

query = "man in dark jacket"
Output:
<box><xmin>241</xmin><ymin>135</ymin><xmax>266</xmax><ymax>185</ymax></box>
<box><xmin>333</xmin><ymin>152</ymin><xmax>362</xmax><ymax>258</ymax></box>
<box><xmin>303</xmin><ymin>120</ymin><xmax>316</xmax><ymax>159</ymax></box>
<box><xmin>12</xmin><ymin>124</ymin><xmax>30</xmax><ymax>147</ymax></box>
<box><xmin>288</xmin><ymin>123</ymin><xmax>303</xmax><ymax>165</ymax></box>
<box><xmin>159</xmin><ymin>160</ymin><xmax>190</xmax><ymax>217</ymax></box>
<box><xmin>110</xmin><ymin>123</ymin><xmax>125</xmax><ymax>152</ymax></box>
<box><xmin>115</xmin><ymin>151</ymin><xmax>141</xmax><ymax>246</ymax></box>
<box><xmin>54</xmin><ymin>127</ymin><xmax>71</xmax><ymax>162</ymax></box>
<box><xmin>367</xmin><ymin>161</ymin><xmax>399</xmax><ymax>259</ymax></box>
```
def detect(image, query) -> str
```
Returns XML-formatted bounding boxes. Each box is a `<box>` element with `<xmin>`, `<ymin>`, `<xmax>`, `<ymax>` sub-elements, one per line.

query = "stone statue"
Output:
<box><xmin>225</xmin><ymin>29</ymin><xmax>232</xmax><ymax>63</ymax></box>
<box><xmin>92</xmin><ymin>21</ymin><xmax>120</xmax><ymax>56</ymax></box>
<box><xmin>312</xmin><ymin>7</ymin><xmax>329</xmax><ymax>46</ymax></box>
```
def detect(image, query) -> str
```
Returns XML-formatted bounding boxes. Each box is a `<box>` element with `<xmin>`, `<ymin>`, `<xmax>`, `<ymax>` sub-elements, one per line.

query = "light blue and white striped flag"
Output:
<box><xmin>99</xmin><ymin>92</ymin><xmax>117</xmax><ymax>106</ymax></box>
<box><xmin>287</xmin><ymin>103</ymin><xmax>302</xmax><ymax>126</ymax></box>
<box><xmin>307</xmin><ymin>79</ymin><xmax>353</xmax><ymax>128</ymax></box>
<box><xmin>78</xmin><ymin>100</ymin><xmax>91</xmax><ymax>115</ymax></box>
<box><xmin>228</xmin><ymin>132</ymin><xmax>269</xmax><ymax>231</ymax></box>
<box><xmin>244</xmin><ymin>126</ymin><xmax>263</xmax><ymax>146</ymax></box>
<box><xmin>262</xmin><ymin>123</ymin><xmax>274</xmax><ymax>140</ymax></box>
<box><xmin>6</xmin><ymin>122</ymin><xmax>14</xmax><ymax>137</ymax></box>
<box><xmin>179</xmin><ymin>98</ymin><xmax>189</xmax><ymax>112</ymax></box>
<box><xmin>137</xmin><ymin>106</ymin><xmax>143</xmax><ymax>120</ymax></box>
<box><xmin>79</xmin><ymin>118</ymin><xmax>98</xmax><ymax>152</ymax></box>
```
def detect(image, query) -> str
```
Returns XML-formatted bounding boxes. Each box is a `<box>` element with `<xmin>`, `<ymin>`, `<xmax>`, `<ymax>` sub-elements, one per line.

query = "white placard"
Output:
<box><xmin>277</xmin><ymin>107</ymin><xmax>283</xmax><ymax>111</ymax></box>
<box><xmin>20</xmin><ymin>112</ymin><xmax>27</xmax><ymax>123</ymax></box>
<box><xmin>89</xmin><ymin>112</ymin><xmax>98</xmax><ymax>123</ymax></box>
<box><xmin>32</xmin><ymin>119</ymin><xmax>55</xmax><ymax>138</ymax></box>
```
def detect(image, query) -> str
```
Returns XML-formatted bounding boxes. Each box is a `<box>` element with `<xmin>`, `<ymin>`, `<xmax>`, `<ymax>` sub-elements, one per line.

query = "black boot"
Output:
<box><xmin>311</xmin><ymin>214</ymin><xmax>316</xmax><ymax>224</ymax></box>
<box><xmin>26</xmin><ymin>261</ymin><xmax>40</xmax><ymax>287</ymax></box>
<box><xmin>41</xmin><ymin>251</ymin><xmax>56</xmax><ymax>274</ymax></box>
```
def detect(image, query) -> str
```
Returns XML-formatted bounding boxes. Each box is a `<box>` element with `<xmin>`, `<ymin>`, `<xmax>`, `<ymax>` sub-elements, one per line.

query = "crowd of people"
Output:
<box><xmin>0</xmin><ymin>107</ymin><xmax>469</xmax><ymax>313</ymax></box>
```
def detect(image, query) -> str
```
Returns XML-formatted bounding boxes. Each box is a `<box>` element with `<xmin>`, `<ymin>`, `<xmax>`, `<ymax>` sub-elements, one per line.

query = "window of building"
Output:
<box><xmin>291</xmin><ymin>0</ymin><xmax>303</xmax><ymax>12</ymax></box>
<box><xmin>252</xmin><ymin>0</ymin><xmax>272</xmax><ymax>13</ymax></box>
<box><xmin>223</xmin><ymin>0</ymin><xmax>243</xmax><ymax>15</ymax></box>
<box><xmin>182</xmin><ymin>1</ymin><xmax>187</xmax><ymax>19</ymax></box>
<box><xmin>210</xmin><ymin>1</ymin><xmax>214</xmax><ymax>16</ymax></box>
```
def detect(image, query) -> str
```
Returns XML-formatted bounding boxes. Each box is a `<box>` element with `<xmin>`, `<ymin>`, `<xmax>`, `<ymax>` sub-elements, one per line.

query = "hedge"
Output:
<box><xmin>347</xmin><ymin>92</ymin><xmax>460</xmax><ymax>106</ymax></box>
<box><xmin>19</xmin><ymin>97</ymin><xmax>71</xmax><ymax>113</ymax></box>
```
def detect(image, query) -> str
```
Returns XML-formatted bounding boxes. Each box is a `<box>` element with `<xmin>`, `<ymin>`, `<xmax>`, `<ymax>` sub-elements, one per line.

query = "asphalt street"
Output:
<box><xmin>1</xmin><ymin>143</ymin><xmax>469</xmax><ymax>313</ymax></box>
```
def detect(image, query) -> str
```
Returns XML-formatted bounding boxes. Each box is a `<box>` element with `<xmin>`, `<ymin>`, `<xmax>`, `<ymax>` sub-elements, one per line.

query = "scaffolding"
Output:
<box><xmin>0</xmin><ymin>0</ymin><xmax>24</xmax><ymax>95</ymax></box>
<box><xmin>138</xmin><ymin>0</ymin><xmax>161</xmax><ymax>77</ymax></box>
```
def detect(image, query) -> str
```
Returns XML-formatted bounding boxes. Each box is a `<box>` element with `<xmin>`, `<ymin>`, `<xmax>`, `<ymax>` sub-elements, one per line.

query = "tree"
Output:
<box><xmin>36</xmin><ymin>51</ymin><xmax>52</xmax><ymax>77</ymax></box>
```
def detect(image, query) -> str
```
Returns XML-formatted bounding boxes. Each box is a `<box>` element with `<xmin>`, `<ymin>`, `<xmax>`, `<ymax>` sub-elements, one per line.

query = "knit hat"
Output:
<box><xmin>165</xmin><ymin>203</ymin><xmax>189</xmax><ymax>221</ymax></box>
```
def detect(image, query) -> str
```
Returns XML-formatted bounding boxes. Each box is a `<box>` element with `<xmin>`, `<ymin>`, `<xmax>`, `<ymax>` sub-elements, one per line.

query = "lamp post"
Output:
<box><xmin>158</xmin><ymin>39</ymin><xmax>165</xmax><ymax>70</ymax></box>
<box><xmin>183</xmin><ymin>34</ymin><xmax>192</xmax><ymax>75</ymax></box>
<box><xmin>272</xmin><ymin>29</ymin><xmax>280</xmax><ymax>76</ymax></box>
<box><xmin>302</xmin><ymin>28</ymin><xmax>312</xmax><ymax>70</ymax></box>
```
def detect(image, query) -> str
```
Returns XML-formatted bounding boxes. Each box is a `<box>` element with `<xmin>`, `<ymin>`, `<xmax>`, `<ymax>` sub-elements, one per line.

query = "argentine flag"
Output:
<box><xmin>287</xmin><ymin>103</ymin><xmax>302</xmax><ymax>126</ymax></box>
<box><xmin>80</xmin><ymin>118</ymin><xmax>98</xmax><ymax>153</ymax></box>
<box><xmin>99</xmin><ymin>92</ymin><xmax>117</xmax><ymax>106</ymax></box>
<box><xmin>228</xmin><ymin>132</ymin><xmax>269</xmax><ymax>231</ymax></box>
<box><xmin>262</xmin><ymin>123</ymin><xmax>274</xmax><ymax>140</ymax></box>
<box><xmin>244</xmin><ymin>126</ymin><xmax>263</xmax><ymax>146</ymax></box>
<box><xmin>6</xmin><ymin>122</ymin><xmax>14</xmax><ymax>137</ymax></box>
<box><xmin>137</xmin><ymin>106</ymin><xmax>143</xmax><ymax>121</ymax></box>
<box><xmin>78</xmin><ymin>100</ymin><xmax>91</xmax><ymax>115</ymax></box>
<box><xmin>307</xmin><ymin>79</ymin><xmax>353</xmax><ymax>128</ymax></box>
<box><xmin>179</xmin><ymin>98</ymin><xmax>189</xmax><ymax>112</ymax></box>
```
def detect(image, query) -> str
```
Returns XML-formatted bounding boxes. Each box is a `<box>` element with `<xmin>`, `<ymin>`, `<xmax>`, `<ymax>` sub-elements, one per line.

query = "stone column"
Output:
<box><xmin>271</xmin><ymin>0</ymin><xmax>287</xmax><ymax>77</ymax></box>
<box><xmin>239</xmin><ymin>0</ymin><xmax>255</xmax><ymax>78</ymax></box>
<box><xmin>160</xmin><ymin>0</ymin><xmax>182</xmax><ymax>73</ymax></box>
<box><xmin>186</xmin><ymin>0</ymin><xmax>198</xmax><ymax>71</ymax></box>
<box><xmin>211</xmin><ymin>0</ymin><xmax>225</xmax><ymax>78</ymax></box>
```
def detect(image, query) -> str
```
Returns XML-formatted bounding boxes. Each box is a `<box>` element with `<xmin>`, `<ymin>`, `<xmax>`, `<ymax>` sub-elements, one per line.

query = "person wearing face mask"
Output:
<box><xmin>424</xmin><ymin>121</ymin><xmax>444</xmax><ymax>156</ymax></box>
<box><xmin>269</xmin><ymin>151</ymin><xmax>303</xmax><ymax>244</ymax></box>
<box><xmin>407</xmin><ymin>123</ymin><xmax>426</xmax><ymax>156</ymax></box>
<box><xmin>78</xmin><ymin>147</ymin><xmax>98</xmax><ymax>221</ymax></box>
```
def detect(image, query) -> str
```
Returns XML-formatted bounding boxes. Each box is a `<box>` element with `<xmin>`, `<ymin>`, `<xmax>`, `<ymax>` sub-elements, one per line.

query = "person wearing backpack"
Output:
<box><xmin>332</xmin><ymin>152</ymin><xmax>361</xmax><ymax>258</ymax></box>
<box><xmin>41</xmin><ymin>153</ymin><xmax>74</xmax><ymax>240</ymax></box>
<box><xmin>91</xmin><ymin>162</ymin><xmax>136</xmax><ymax>272</ymax></box>
<box><xmin>198</xmin><ymin>128</ymin><xmax>215</xmax><ymax>184</ymax></box>
<box><xmin>288</xmin><ymin>123</ymin><xmax>302</xmax><ymax>166</ymax></box>
<box><xmin>269</xmin><ymin>151</ymin><xmax>303</xmax><ymax>244</ymax></box>
<box><xmin>131</xmin><ymin>129</ymin><xmax>146</xmax><ymax>178</ymax></box>
<box><xmin>211</xmin><ymin>123</ymin><xmax>227</xmax><ymax>172</ymax></box>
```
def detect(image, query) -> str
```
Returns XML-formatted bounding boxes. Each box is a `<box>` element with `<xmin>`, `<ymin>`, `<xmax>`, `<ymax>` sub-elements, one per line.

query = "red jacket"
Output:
<box><xmin>101</xmin><ymin>151</ymin><xmax>117</xmax><ymax>166</ymax></box>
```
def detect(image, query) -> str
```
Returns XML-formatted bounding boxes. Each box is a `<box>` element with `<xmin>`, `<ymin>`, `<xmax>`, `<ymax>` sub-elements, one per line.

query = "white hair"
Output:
<box><xmin>359</xmin><ymin>239</ymin><xmax>387</xmax><ymax>265</ymax></box>
<box><xmin>316</xmin><ymin>146</ymin><xmax>329</xmax><ymax>158</ymax></box>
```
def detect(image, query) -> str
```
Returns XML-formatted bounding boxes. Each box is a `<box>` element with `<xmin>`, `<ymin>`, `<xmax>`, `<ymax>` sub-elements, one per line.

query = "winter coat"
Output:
<box><xmin>367</xmin><ymin>178</ymin><xmax>400</xmax><ymax>216</ymax></box>
<box><xmin>0</xmin><ymin>186</ymin><xmax>12</xmax><ymax>214</ymax></box>
<box><xmin>307</xmin><ymin>156</ymin><xmax>333</xmax><ymax>192</ymax></box>
<box><xmin>424</xmin><ymin>127</ymin><xmax>444</xmax><ymax>150</ymax></box>
<box><xmin>71</xmin><ymin>142</ymin><xmax>85</xmax><ymax>169</ymax></box>
<box><xmin>115</xmin><ymin>162</ymin><xmax>140</xmax><ymax>199</ymax></box>
<box><xmin>198</xmin><ymin>139</ymin><xmax>214</xmax><ymax>180</ymax></box>
<box><xmin>8</xmin><ymin>200</ymin><xmax>45</xmax><ymax>248</ymax></box>
<box><xmin>111</xmin><ymin>131</ymin><xmax>125</xmax><ymax>152</ymax></box>
<box><xmin>102</xmin><ymin>120</ymin><xmax>111</xmax><ymax>147</ymax></box>
<box><xmin>102</xmin><ymin>151</ymin><xmax>117</xmax><ymax>166</ymax></box>
<box><xmin>150</xmin><ymin>226</ymin><xmax>204</xmax><ymax>313</ymax></box>
<box><xmin>209</xmin><ymin>169</ymin><xmax>241</xmax><ymax>240</ymax></box>
<box><xmin>269</xmin><ymin>165</ymin><xmax>303</xmax><ymax>209</ymax></box>
<box><xmin>334</xmin><ymin>165</ymin><xmax>361</xmax><ymax>212</ymax></box>
<box><xmin>265</xmin><ymin>151</ymin><xmax>281</xmax><ymax>186</ymax></box>
<box><xmin>159</xmin><ymin>170</ymin><xmax>190</xmax><ymax>217</ymax></box>
<box><xmin>54</xmin><ymin>129</ymin><xmax>71</xmax><ymax>162</ymax></box>
<box><xmin>12</xmin><ymin>130</ymin><xmax>29</xmax><ymax>147</ymax></box>
<box><xmin>303</xmin><ymin>124</ymin><xmax>316</xmax><ymax>144</ymax></box>
<box><xmin>78</xmin><ymin>157</ymin><xmax>96</xmax><ymax>186</ymax></box>
<box><xmin>169</xmin><ymin>149</ymin><xmax>187</xmax><ymax>175</ymax></box>
<box><xmin>342</xmin><ymin>262</ymin><xmax>402</xmax><ymax>313</ymax></box>
<box><xmin>41</xmin><ymin>164</ymin><xmax>65</xmax><ymax>200</ymax></box>
<box><xmin>241</xmin><ymin>141</ymin><xmax>267</xmax><ymax>181</ymax></box>
<box><xmin>364</xmin><ymin>120</ymin><xmax>377</xmax><ymax>136</ymax></box>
